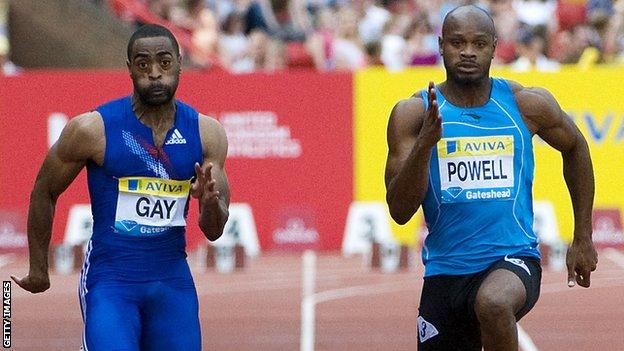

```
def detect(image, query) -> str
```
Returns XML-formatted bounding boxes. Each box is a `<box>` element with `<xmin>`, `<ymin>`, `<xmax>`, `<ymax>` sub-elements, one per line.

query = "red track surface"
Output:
<box><xmin>2</xmin><ymin>250</ymin><xmax>624</xmax><ymax>350</ymax></box>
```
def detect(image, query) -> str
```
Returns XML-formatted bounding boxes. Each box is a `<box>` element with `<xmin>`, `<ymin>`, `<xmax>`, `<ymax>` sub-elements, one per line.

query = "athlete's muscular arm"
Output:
<box><xmin>514</xmin><ymin>84</ymin><xmax>597</xmax><ymax>288</ymax></box>
<box><xmin>192</xmin><ymin>114</ymin><xmax>230</xmax><ymax>241</ymax></box>
<box><xmin>385</xmin><ymin>82</ymin><xmax>442</xmax><ymax>224</ymax></box>
<box><xmin>12</xmin><ymin>112</ymin><xmax>104</xmax><ymax>293</ymax></box>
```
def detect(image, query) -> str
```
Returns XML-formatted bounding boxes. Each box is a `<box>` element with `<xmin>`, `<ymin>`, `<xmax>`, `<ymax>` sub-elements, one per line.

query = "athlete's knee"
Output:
<box><xmin>474</xmin><ymin>289</ymin><xmax>516</xmax><ymax>322</ymax></box>
<box><xmin>475</xmin><ymin>268</ymin><xmax>527</xmax><ymax>322</ymax></box>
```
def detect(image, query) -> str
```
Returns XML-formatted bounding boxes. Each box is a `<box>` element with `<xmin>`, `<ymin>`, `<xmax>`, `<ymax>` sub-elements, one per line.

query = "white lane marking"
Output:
<box><xmin>312</xmin><ymin>280</ymin><xmax>414</xmax><ymax>304</ymax></box>
<box><xmin>518</xmin><ymin>324</ymin><xmax>539</xmax><ymax>351</ymax></box>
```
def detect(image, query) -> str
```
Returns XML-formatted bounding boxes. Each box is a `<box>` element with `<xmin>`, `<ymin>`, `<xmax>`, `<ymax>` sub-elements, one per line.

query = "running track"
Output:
<box><xmin>2</xmin><ymin>249</ymin><xmax>624</xmax><ymax>350</ymax></box>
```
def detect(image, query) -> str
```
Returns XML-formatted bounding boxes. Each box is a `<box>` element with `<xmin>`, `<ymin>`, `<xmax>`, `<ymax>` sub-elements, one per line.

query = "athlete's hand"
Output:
<box><xmin>191</xmin><ymin>162</ymin><xmax>220</xmax><ymax>207</ymax></box>
<box><xmin>11</xmin><ymin>271</ymin><xmax>50</xmax><ymax>293</ymax></box>
<box><xmin>566</xmin><ymin>236</ymin><xmax>598</xmax><ymax>288</ymax></box>
<box><xmin>419</xmin><ymin>81</ymin><xmax>442</xmax><ymax>148</ymax></box>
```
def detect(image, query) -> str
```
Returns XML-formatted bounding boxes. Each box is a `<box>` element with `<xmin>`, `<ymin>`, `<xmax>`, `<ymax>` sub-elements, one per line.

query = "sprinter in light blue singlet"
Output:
<box><xmin>419</xmin><ymin>77</ymin><xmax>540</xmax><ymax>277</ymax></box>
<box><xmin>384</xmin><ymin>5</ymin><xmax>597</xmax><ymax>351</ymax></box>
<box><xmin>12</xmin><ymin>25</ymin><xmax>230</xmax><ymax>351</ymax></box>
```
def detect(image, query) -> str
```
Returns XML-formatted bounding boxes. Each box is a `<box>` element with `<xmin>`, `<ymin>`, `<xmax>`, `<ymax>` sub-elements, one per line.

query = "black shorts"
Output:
<box><xmin>417</xmin><ymin>256</ymin><xmax>541</xmax><ymax>351</ymax></box>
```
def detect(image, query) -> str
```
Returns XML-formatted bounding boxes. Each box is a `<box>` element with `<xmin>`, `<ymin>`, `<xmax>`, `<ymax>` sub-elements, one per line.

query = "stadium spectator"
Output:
<box><xmin>0</xmin><ymin>0</ymin><xmax>19</xmax><ymax>76</ymax></box>
<box><xmin>380</xmin><ymin>15</ymin><xmax>410</xmax><ymax>71</ymax></box>
<box><xmin>490</xmin><ymin>0</ymin><xmax>520</xmax><ymax>64</ymax></box>
<box><xmin>404</xmin><ymin>13</ymin><xmax>439</xmax><ymax>66</ymax></box>
<box><xmin>0</xmin><ymin>36</ymin><xmax>21</xmax><ymax>76</ymax></box>
<box><xmin>358</xmin><ymin>0</ymin><xmax>391</xmax><ymax>45</ymax></box>
<box><xmin>219</xmin><ymin>11</ymin><xmax>255</xmax><ymax>72</ymax></box>
<box><xmin>604</xmin><ymin>0</ymin><xmax>624</xmax><ymax>63</ymax></box>
<box><xmin>306</xmin><ymin>7</ymin><xmax>338</xmax><ymax>70</ymax></box>
<box><xmin>510</xmin><ymin>26</ymin><xmax>560</xmax><ymax>71</ymax></box>
<box><xmin>149</xmin><ymin>0</ymin><xmax>179</xmax><ymax>21</ymax></box>
<box><xmin>332</xmin><ymin>5</ymin><xmax>367</xmax><ymax>70</ymax></box>
<box><xmin>189</xmin><ymin>2</ymin><xmax>220</xmax><ymax>67</ymax></box>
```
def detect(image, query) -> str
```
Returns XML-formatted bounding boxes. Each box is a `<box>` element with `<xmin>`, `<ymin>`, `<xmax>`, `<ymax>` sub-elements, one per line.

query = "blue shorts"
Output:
<box><xmin>79</xmin><ymin>279</ymin><xmax>201</xmax><ymax>351</ymax></box>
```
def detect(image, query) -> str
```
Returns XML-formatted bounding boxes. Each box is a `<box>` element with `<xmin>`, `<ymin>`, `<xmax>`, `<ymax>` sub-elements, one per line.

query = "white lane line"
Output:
<box><xmin>196</xmin><ymin>272</ymin><xmax>389</xmax><ymax>295</ymax></box>
<box><xmin>312</xmin><ymin>280</ymin><xmax>414</xmax><ymax>304</ymax></box>
<box><xmin>518</xmin><ymin>324</ymin><xmax>539</xmax><ymax>351</ymax></box>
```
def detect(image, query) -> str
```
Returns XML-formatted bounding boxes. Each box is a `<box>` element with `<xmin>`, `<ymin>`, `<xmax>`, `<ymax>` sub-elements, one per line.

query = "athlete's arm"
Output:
<box><xmin>385</xmin><ymin>82</ymin><xmax>442</xmax><ymax>224</ymax></box>
<box><xmin>11</xmin><ymin>112</ymin><xmax>104</xmax><ymax>293</ymax></box>
<box><xmin>192</xmin><ymin>114</ymin><xmax>230</xmax><ymax>241</ymax></box>
<box><xmin>515</xmin><ymin>85</ymin><xmax>597</xmax><ymax>288</ymax></box>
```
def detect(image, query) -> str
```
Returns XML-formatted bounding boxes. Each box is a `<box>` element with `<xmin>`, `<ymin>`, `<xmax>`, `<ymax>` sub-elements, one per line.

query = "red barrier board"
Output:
<box><xmin>0</xmin><ymin>70</ymin><xmax>353</xmax><ymax>251</ymax></box>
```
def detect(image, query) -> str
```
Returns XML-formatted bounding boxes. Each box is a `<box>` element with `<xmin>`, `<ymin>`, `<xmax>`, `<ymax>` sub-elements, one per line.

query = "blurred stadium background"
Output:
<box><xmin>1</xmin><ymin>0</ymin><xmax>624</xmax><ymax>350</ymax></box>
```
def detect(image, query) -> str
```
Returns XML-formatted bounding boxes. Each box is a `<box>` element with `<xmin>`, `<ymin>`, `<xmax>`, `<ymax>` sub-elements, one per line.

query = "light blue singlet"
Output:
<box><xmin>420</xmin><ymin>78</ymin><xmax>540</xmax><ymax>277</ymax></box>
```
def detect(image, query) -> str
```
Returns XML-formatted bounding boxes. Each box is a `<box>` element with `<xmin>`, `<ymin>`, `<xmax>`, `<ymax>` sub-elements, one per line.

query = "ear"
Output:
<box><xmin>438</xmin><ymin>36</ymin><xmax>443</xmax><ymax>56</ymax></box>
<box><xmin>492</xmin><ymin>37</ymin><xmax>498</xmax><ymax>59</ymax></box>
<box><xmin>126</xmin><ymin>59</ymin><xmax>131</xmax><ymax>70</ymax></box>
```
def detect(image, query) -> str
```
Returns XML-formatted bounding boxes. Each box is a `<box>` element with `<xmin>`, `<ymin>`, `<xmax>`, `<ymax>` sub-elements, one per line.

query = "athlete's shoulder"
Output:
<box><xmin>198</xmin><ymin>113</ymin><xmax>227</xmax><ymax>158</ymax></box>
<box><xmin>390</xmin><ymin>95</ymin><xmax>426</xmax><ymax>123</ymax></box>
<box><xmin>506</xmin><ymin>80</ymin><xmax>559</xmax><ymax>112</ymax></box>
<box><xmin>503</xmin><ymin>79</ymin><xmax>552</xmax><ymax>104</ymax></box>
<box><xmin>505</xmin><ymin>80</ymin><xmax>564</xmax><ymax>130</ymax></box>
<box><xmin>198</xmin><ymin>113</ymin><xmax>225</xmax><ymax>135</ymax></box>
<box><xmin>57</xmin><ymin>111</ymin><xmax>105</xmax><ymax>162</ymax></box>
<box><xmin>65</xmin><ymin>111</ymin><xmax>104</xmax><ymax>138</ymax></box>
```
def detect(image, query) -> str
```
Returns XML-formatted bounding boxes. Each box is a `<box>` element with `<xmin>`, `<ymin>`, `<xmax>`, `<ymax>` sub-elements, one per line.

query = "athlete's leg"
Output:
<box><xmin>473</xmin><ymin>257</ymin><xmax>541</xmax><ymax>351</ymax></box>
<box><xmin>82</xmin><ymin>282</ymin><xmax>143</xmax><ymax>351</ymax></box>
<box><xmin>140</xmin><ymin>280</ymin><xmax>201</xmax><ymax>351</ymax></box>
<box><xmin>474</xmin><ymin>269</ymin><xmax>524</xmax><ymax>350</ymax></box>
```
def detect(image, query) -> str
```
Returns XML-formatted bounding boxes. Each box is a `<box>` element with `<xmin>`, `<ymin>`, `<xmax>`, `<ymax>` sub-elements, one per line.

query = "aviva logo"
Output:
<box><xmin>439</xmin><ymin>136</ymin><xmax>514</xmax><ymax>157</ymax></box>
<box><xmin>119</xmin><ymin>177</ymin><xmax>191</xmax><ymax>196</ymax></box>
<box><xmin>569</xmin><ymin>112</ymin><xmax>624</xmax><ymax>143</ymax></box>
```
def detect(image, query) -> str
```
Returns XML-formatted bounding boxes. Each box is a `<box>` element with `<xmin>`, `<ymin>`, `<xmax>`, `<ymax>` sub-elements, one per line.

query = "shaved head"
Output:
<box><xmin>442</xmin><ymin>5</ymin><xmax>496</xmax><ymax>40</ymax></box>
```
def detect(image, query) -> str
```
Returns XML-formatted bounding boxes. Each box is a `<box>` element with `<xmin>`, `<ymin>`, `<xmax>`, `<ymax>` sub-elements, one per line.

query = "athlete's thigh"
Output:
<box><xmin>140</xmin><ymin>281</ymin><xmax>201</xmax><ymax>351</ymax></box>
<box><xmin>418</xmin><ymin>276</ymin><xmax>479</xmax><ymax>351</ymax></box>
<box><xmin>83</xmin><ymin>283</ymin><xmax>142</xmax><ymax>351</ymax></box>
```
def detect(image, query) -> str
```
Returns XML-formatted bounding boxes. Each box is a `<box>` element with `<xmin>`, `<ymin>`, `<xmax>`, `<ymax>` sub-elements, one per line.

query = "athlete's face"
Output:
<box><xmin>440</xmin><ymin>18</ymin><xmax>496</xmax><ymax>85</ymax></box>
<box><xmin>128</xmin><ymin>36</ymin><xmax>180</xmax><ymax>106</ymax></box>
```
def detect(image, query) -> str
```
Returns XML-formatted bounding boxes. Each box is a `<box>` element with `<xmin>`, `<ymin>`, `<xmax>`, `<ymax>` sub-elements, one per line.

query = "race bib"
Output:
<box><xmin>437</xmin><ymin>136</ymin><xmax>515</xmax><ymax>203</ymax></box>
<box><xmin>114</xmin><ymin>177</ymin><xmax>191</xmax><ymax>235</ymax></box>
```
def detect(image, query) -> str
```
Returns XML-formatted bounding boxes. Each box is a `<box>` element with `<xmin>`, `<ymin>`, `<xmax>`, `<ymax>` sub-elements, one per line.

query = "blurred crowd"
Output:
<box><xmin>0</xmin><ymin>0</ymin><xmax>20</xmax><ymax>76</ymax></box>
<box><xmin>1</xmin><ymin>0</ymin><xmax>624</xmax><ymax>75</ymax></box>
<box><xmin>110</xmin><ymin>0</ymin><xmax>624</xmax><ymax>73</ymax></box>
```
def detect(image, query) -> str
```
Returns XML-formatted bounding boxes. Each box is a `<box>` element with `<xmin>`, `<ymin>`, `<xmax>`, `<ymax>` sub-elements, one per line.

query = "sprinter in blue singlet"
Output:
<box><xmin>12</xmin><ymin>25</ymin><xmax>230</xmax><ymax>351</ymax></box>
<box><xmin>384</xmin><ymin>5</ymin><xmax>597</xmax><ymax>351</ymax></box>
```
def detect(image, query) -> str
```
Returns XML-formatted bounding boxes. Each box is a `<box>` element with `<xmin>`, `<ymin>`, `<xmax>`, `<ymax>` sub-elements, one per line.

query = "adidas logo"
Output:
<box><xmin>165</xmin><ymin>129</ymin><xmax>187</xmax><ymax>145</ymax></box>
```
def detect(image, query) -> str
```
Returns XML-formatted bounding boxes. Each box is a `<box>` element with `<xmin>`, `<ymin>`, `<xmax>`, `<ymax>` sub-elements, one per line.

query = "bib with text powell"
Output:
<box><xmin>437</xmin><ymin>135</ymin><xmax>514</xmax><ymax>202</ymax></box>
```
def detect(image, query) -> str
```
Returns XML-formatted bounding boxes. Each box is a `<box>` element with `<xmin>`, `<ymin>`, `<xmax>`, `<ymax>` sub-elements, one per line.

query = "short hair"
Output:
<box><xmin>127</xmin><ymin>24</ymin><xmax>180</xmax><ymax>60</ymax></box>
